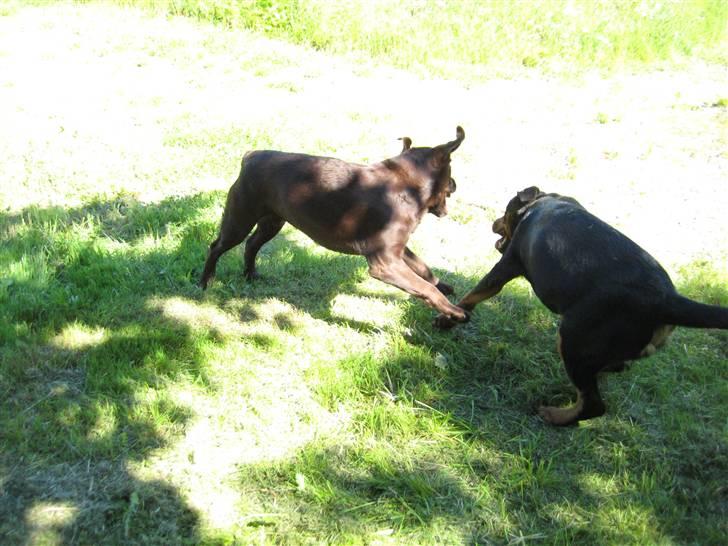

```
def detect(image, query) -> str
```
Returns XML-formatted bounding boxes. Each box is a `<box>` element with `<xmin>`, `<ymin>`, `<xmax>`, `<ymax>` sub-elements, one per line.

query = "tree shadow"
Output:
<box><xmin>225</xmin><ymin>242</ymin><xmax>727</xmax><ymax>542</ymax></box>
<box><xmin>0</xmin><ymin>194</ymin><xmax>226</xmax><ymax>544</ymax></box>
<box><xmin>2</xmin><ymin>192</ymin><xmax>726</xmax><ymax>544</ymax></box>
<box><xmin>364</xmin><ymin>263</ymin><xmax>728</xmax><ymax>543</ymax></box>
<box><xmin>0</xmin><ymin>189</ymin><xmax>452</xmax><ymax>544</ymax></box>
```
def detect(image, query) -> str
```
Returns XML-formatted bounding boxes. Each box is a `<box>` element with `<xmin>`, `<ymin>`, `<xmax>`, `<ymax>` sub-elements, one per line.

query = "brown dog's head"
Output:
<box><xmin>427</xmin><ymin>126</ymin><xmax>464</xmax><ymax>217</ymax></box>
<box><xmin>396</xmin><ymin>126</ymin><xmax>464</xmax><ymax>217</ymax></box>
<box><xmin>493</xmin><ymin>186</ymin><xmax>543</xmax><ymax>252</ymax></box>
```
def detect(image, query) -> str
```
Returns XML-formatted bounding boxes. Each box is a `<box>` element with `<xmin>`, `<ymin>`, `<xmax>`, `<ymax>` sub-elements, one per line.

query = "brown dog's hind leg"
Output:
<box><xmin>200</xmin><ymin>214</ymin><xmax>257</xmax><ymax>290</ymax></box>
<box><xmin>403</xmin><ymin>246</ymin><xmax>453</xmax><ymax>295</ymax></box>
<box><xmin>244</xmin><ymin>215</ymin><xmax>285</xmax><ymax>280</ymax></box>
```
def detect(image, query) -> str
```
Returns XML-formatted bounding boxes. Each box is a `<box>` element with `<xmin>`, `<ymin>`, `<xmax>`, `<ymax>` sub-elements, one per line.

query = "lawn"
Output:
<box><xmin>1</xmin><ymin>2</ymin><xmax>727</xmax><ymax>545</ymax></box>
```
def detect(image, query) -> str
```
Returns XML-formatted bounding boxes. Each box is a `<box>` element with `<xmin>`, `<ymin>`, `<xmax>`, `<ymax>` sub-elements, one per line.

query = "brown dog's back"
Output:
<box><xmin>236</xmin><ymin>150</ymin><xmax>400</xmax><ymax>254</ymax></box>
<box><xmin>200</xmin><ymin>126</ymin><xmax>469</xmax><ymax>324</ymax></box>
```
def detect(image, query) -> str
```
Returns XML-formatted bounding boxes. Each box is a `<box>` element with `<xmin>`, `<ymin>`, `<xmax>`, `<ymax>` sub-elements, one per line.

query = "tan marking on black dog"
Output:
<box><xmin>539</xmin><ymin>394</ymin><xmax>584</xmax><ymax>426</ymax></box>
<box><xmin>435</xmin><ymin>186</ymin><xmax>728</xmax><ymax>425</ymax></box>
<box><xmin>639</xmin><ymin>324</ymin><xmax>675</xmax><ymax>357</ymax></box>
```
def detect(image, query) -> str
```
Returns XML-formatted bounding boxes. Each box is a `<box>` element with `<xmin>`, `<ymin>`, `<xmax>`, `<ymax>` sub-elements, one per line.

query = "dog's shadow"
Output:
<box><xmin>200</xmin><ymin>223</ymin><xmax>418</xmax><ymax>331</ymax></box>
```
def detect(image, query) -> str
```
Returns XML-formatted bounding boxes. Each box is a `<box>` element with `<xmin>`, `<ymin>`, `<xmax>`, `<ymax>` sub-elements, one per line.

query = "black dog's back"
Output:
<box><xmin>512</xmin><ymin>196</ymin><xmax>728</xmax><ymax>330</ymax></box>
<box><xmin>438</xmin><ymin>188</ymin><xmax>727</xmax><ymax>425</ymax></box>
<box><xmin>513</xmin><ymin>197</ymin><xmax>676</xmax><ymax>315</ymax></box>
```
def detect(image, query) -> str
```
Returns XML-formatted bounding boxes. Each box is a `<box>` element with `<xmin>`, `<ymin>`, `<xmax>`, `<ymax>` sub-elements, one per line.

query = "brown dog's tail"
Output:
<box><xmin>659</xmin><ymin>295</ymin><xmax>728</xmax><ymax>329</ymax></box>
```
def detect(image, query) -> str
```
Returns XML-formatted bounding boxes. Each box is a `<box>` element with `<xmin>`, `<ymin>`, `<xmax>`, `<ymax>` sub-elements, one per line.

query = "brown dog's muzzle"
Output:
<box><xmin>429</xmin><ymin>178</ymin><xmax>456</xmax><ymax>218</ymax></box>
<box><xmin>430</xmin><ymin>203</ymin><xmax>448</xmax><ymax>217</ymax></box>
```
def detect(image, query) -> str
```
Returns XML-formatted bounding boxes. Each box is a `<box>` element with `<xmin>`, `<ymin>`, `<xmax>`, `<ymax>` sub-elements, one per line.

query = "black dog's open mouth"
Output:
<box><xmin>495</xmin><ymin>236</ymin><xmax>507</xmax><ymax>252</ymax></box>
<box><xmin>492</xmin><ymin>217</ymin><xmax>508</xmax><ymax>252</ymax></box>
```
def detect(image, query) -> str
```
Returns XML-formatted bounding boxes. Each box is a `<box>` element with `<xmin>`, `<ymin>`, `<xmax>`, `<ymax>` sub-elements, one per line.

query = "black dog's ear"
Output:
<box><xmin>517</xmin><ymin>186</ymin><xmax>541</xmax><ymax>203</ymax></box>
<box><xmin>399</xmin><ymin>136</ymin><xmax>412</xmax><ymax>153</ymax></box>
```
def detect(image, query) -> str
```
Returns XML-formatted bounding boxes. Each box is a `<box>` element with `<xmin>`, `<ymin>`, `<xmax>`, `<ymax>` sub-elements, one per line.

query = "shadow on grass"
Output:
<box><xmin>0</xmin><ymin>194</ymin><xmax>226</xmax><ymax>544</ymax></box>
<box><xmin>222</xmin><ymin>243</ymin><xmax>727</xmax><ymax>541</ymax></box>
<box><xmin>1</xmin><ymin>192</ymin><xmax>726</xmax><ymax>544</ymax></box>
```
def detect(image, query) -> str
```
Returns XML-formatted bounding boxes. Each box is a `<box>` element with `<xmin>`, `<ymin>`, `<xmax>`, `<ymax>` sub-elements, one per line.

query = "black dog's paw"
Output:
<box><xmin>244</xmin><ymin>270</ymin><xmax>262</xmax><ymax>281</ymax></box>
<box><xmin>436</xmin><ymin>281</ymin><xmax>455</xmax><ymax>296</ymax></box>
<box><xmin>432</xmin><ymin>314</ymin><xmax>452</xmax><ymax>329</ymax></box>
<box><xmin>433</xmin><ymin>312</ymin><xmax>463</xmax><ymax>330</ymax></box>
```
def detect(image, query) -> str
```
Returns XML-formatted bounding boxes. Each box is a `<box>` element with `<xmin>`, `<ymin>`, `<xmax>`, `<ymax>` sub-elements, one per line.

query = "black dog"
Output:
<box><xmin>200</xmin><ymin>127</ymin><xmax>469</xmax><ymax>323</ymax></box>
<box><xmin>435</xmin><ymin>187</ymin><xmax>728</xmax><ymax>425</ymax></box>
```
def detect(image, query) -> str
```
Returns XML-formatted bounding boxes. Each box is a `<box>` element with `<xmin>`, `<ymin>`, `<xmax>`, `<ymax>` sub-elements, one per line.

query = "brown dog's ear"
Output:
<box><xmin>517</xmin><ymin>186</ymin><xmax>541</xmax><ymax>203</ymax></box>
<box><xmin>399</xmin><ymin>136</ymin><xmax>412</xmax><ymax>153</ymax></box>
<box><xmin>445</xmin><ymin>126</ymin><xmax>465</xmax><ymax>154</ymax></box>
<box><xmin>432</xmin><ymin>126</ymin><xmax>465</xmax><ymax>163</ymax></box>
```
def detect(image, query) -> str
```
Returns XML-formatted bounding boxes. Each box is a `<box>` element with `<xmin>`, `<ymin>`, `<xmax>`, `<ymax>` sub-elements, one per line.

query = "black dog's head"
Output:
<box><xmin>398</xmin><ymin>126</ymin><xmax>463</xmax><ymax>218</ymax></box>
<box><xmin>493</xmin><ymin>186</ymin><xmax>544</xmax><ymax>253</ymax></box>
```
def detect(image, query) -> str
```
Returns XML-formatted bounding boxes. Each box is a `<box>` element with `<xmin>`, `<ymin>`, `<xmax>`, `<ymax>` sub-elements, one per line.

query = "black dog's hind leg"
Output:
<box><xmin>538</xmin><ymin>316</ymin><xmax>610</xmax><ymax>426</ymax></box>
<box><xmin>538</xmin><ymin>353</ymin><xmax>606</xmax><ymax>426</ymax></box>
<box><xmin>539</xmin><ymin>310</ymin><xmax>655</xmax><ymax>425</ymax></box>
<box><xmin>244</xmin><ymin>214</ymin><xmax>285</xmax><ymax>280</ymax></box>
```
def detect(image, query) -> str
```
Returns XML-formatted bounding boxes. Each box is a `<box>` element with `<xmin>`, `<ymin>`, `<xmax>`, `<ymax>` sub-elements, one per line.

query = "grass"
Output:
<box><xmin>91</xmin><ymin>0</ymin><xmax>728</xmax><ymax>78</ymax></box>
<box><xmin>1</xmin><ymin>2</ymin><xmax>727</xmax><ymax>545</ymax></box>
<box><xmin>3</xmin><ymin>194</ymin><xmax>726</xmax><ymax>544</ymax></box>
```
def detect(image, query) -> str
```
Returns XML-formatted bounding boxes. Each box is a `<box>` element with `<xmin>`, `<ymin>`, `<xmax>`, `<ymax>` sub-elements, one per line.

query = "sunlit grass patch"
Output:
<box><xmin>115</xmin><ymin>0</ymin><xmax>728</xmax><ymax>78</ymax></box>
<box><xmin>24</xmin><ymin>501</ymin><xmax>79</xmax><ymax>545</ymax></box>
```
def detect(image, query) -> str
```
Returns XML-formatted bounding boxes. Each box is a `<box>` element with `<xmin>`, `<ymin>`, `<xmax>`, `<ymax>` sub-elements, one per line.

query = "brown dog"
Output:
<box><xmin>200</xmin><ymin>127</ymin><xmax>469</xmax><ymax>323</ymax></box>
<box><xmin>435</xmin><ymin>187</ymin><xmax>728</xmax><ymax>425</ymax></box>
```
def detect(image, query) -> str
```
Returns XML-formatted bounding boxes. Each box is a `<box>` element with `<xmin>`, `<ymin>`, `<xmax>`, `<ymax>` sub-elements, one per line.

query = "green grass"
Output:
<box><xmin>98</xmin><ymin>0</ymin><xmax>728</xmax><ymax>77</ymax></box>
<box><xmin>3</xmin><ymin>193</ymin><xmax>726</xmax><ymax>544</ymax></box>
<box><xmin>1</xmin><ymin>3</ymin><xmax>727</xmax><ymax>545</ymax></box>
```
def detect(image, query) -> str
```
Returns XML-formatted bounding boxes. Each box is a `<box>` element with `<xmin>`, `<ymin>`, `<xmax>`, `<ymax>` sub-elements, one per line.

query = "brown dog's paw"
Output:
<box><xmin>436</xmin><ymin>281</ymin><xmax>455</xmax><ymax>296</ymax></box>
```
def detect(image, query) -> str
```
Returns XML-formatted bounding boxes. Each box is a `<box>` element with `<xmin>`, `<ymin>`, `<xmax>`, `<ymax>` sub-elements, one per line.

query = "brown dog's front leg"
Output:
<box><xmin>403</xmin><ymin>246</ymin><xmax>453</xmax><ymax>295</ymax></box>
<box><xmin>433</xmin><ymin>258</ymin><xmax>523</xmax><ymax>329</ymax></box>
<box><xmin>367</xmin><ymin>254</ymin><xmax>467</xmax><ymax>321</ymax></box>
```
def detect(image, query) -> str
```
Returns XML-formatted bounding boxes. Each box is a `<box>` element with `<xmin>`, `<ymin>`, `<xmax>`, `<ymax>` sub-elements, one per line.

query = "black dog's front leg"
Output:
<box><xmin>433</xmin><ymin>256</ymin><xmax>524</xmax><ymax>329</ymax></box>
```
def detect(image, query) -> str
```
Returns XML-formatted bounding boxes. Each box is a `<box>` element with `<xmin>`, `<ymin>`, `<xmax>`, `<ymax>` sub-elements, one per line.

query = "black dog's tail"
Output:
<box><xmin>659</xmin><ymin>294</ymin><xmax>728</xmax><ymax>329</ymax></box>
